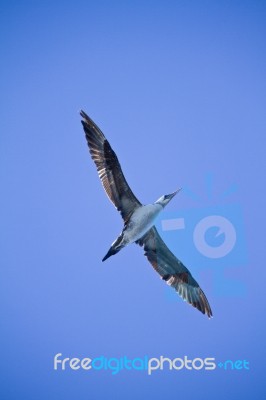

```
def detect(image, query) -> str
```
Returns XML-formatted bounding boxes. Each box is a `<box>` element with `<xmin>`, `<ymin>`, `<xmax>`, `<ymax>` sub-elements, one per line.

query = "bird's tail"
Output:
<box><xmin>102</xmin><ymin>233</ymin><xmax>126</xmax><ymax>262</ymax></box>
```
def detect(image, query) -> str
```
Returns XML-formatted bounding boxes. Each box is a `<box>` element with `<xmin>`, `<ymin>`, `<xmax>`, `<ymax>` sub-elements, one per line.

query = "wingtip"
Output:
<box><xmin>205</xmin><ymin>305</ymin><xmax>213</xmax><ymax>319</ymax></box>
<box><xmin>80</xmin><ymin>109</ymin><xmax>88</xmax><ymax>120</ymax></box>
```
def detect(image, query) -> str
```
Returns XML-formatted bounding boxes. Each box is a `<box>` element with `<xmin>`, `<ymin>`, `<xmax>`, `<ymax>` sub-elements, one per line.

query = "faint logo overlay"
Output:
<box><xmin>156</xmin><ymin>173</ymin><xmax>248</xmax><ymax>299</ymax></box>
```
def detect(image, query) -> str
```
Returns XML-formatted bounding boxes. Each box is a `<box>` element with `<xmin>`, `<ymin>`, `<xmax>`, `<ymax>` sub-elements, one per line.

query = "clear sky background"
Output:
<box><xmin>1</xmin><ymin>1</ymin><xmax>266</xmax><ymax>399</ymax></box>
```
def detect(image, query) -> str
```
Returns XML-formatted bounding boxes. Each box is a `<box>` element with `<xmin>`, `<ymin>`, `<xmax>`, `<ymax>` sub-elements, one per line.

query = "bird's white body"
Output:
<box><xmin>123</xmin><ymin>203</ymin><xmax>163</xmax><ymax>244</ymax></box>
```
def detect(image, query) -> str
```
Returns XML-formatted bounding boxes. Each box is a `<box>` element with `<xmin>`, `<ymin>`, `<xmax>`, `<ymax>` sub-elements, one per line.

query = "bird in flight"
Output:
<box><xmin>80</xmin><ymin>110</ymin><xmax>212</xmax><ymax>318</ymax></box>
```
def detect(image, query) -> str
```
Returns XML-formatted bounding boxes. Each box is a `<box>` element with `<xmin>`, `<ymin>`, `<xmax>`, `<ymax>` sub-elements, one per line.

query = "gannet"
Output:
<box><xmin>80</xmin><ymin>110</ymin><xmax>212</xmax><ymax>318</ymax></box>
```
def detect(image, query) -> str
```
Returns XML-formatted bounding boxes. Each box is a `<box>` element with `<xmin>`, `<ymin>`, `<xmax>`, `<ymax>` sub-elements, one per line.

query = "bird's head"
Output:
<box><xmin>155</xmin><ymin>188</ymin><xmax>181</xmax><ymax>208</ymax></box>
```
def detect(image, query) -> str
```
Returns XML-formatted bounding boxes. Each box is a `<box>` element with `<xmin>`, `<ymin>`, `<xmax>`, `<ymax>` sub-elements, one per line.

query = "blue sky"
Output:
<box><xmin>1</xmin><ymin>1</ymin><xmax>266</xmax><ymax>399</ymax></box>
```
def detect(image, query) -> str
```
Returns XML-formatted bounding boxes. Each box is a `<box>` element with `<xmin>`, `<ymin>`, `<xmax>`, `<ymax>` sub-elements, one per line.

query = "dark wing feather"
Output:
<box><xmin>80</xmin><ymin>110</ymin><xmax>142</xmax><ymax>222</ymax></box>
<box><xmin>137</xmin><ymin>227</ymin><xmax>212</xmax><ymax>318</ymax></box>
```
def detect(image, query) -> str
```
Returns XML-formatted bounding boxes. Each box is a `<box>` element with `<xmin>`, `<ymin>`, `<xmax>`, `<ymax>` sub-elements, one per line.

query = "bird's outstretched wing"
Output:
<box><xmin>137</xmin><ymin>227</ymin><xmax>212</xmax><ymax>318</ymax></box>
<box><xmin>80</xmin><ymin>110</ymin><xmax>142</xmax><ymax>222</ymax></box>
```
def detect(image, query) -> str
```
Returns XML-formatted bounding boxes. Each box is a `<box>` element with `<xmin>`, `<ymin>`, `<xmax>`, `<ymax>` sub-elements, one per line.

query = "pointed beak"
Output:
<box><xmin>165</xmin><ymin>188</ymin><xmax>182</xmax><ymax>200</ymax></box>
